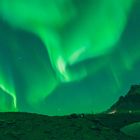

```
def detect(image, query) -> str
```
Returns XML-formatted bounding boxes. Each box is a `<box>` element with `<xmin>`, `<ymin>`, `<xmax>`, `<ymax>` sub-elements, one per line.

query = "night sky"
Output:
<box><xmin>0</xmin><ymin>0</ymin><xmax>140</xmax><ymax>115</ymax></box>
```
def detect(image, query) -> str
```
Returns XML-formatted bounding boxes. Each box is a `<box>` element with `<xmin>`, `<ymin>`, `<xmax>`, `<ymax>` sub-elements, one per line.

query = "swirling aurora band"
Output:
<box><xmin>0</xmin><ymin>0</ymin><xmax>139</xmax><ymax>115</ymax></box>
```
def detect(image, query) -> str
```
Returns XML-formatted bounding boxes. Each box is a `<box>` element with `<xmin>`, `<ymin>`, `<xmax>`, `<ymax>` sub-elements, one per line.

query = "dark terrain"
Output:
<box><xmin>0</xmin><ymin>85</ymin><xmax>140</xmax><ymax>140</ymax></box>
<box><xmin>0</xmin><ymin>112</ymin><xmax>138</xmax><ymax>140</ymax></box>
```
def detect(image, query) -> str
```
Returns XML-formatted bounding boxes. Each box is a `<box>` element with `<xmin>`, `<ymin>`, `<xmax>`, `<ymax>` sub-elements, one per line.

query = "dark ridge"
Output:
<box><xmin>107</xmin><ymin>85</ymin><xmax>140</xmax><ymax>112</ymax></box>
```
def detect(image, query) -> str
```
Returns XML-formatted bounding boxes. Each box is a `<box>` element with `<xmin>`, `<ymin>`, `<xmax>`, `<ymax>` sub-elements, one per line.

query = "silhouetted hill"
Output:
<box><xmin>107</xmin><ymin>85</ymin><xmax>140</xmax><ymax>113</ymax></box>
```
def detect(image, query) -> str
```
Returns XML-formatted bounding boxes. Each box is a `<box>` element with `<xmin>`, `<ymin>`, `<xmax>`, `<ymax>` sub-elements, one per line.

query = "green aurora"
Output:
<box><xmin>0</xmin><ymin>0</ymin><xmax>140</xmax><ymax>115</ymax></box>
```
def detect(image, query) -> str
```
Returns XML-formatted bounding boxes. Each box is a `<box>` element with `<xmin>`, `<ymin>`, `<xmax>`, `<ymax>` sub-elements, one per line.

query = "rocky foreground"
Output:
<box><xmin>0</xmin><ymin>112</ymin><xmax>138</xmax><ymax>140</ymax></box>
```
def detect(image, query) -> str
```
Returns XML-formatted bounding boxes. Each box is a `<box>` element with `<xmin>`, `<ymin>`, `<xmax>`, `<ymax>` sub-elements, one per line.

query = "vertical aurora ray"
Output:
<box><xmin>0</xmin><ymin>45</ymin><xmax>17</xmax><ymax>111</ymax></box>
<box><xmin>0</xmin><ymin>86</ymin><xmax>17</xmax><ymax>111</ymax></box>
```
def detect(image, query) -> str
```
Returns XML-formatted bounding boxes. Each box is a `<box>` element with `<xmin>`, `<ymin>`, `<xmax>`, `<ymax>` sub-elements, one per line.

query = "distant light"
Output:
<box><xmin>108</xmin><ymin>109</ymin><xmax>117</xmax><ymax>114</ymax></box>
<box><xmin>128</xmin><ymin>110</ymin><xmax>132</xmax><ymax>114</ymax></box>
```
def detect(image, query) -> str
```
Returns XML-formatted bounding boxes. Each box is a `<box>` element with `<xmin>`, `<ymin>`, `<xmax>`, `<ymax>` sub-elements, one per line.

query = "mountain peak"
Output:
<box><xmin>107</xmin><ymin>85</ymin><xmax>140</xmax><ymax>113</ymax></box>
<box><xmin>127</xmin><ymin>85</ymin><xmax>140</xmax><ymax>96</ymax></box>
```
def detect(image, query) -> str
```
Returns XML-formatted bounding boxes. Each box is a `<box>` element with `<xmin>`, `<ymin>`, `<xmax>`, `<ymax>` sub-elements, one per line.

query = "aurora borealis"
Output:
<box><xmin>0</xmin><ymin>0</ymin><xmax>140</xmax><ymax>115</ymax></box>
